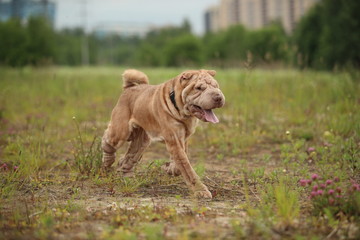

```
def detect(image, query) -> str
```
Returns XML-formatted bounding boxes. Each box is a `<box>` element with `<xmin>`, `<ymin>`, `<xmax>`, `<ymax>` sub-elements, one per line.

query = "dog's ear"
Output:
<box><xmin>206</xmin><ymin>70</ymin><xmax>216</xmax><ymax>77</ymax></box>
<box><xmin>180</xmin><ymin>71</ymin><xmax>197</xmax><ymax>81</ymax></box>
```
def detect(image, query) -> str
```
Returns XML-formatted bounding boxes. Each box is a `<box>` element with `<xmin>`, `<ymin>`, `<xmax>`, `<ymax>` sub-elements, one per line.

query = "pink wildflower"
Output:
<box><xmin>326</xmin><ymin>179</ymin><xmax>333</xmax><ymax>185</ymax></box>
<box><xmin>320</xmin><ymin>183</ymin><xmax>326</xmax><ymax>189</ymax></box>
<box><xmin>7</xmin><ymin>128</ymin><xmax>16</xmax><ymax>135</ymax></box>
<box><xmin>307</xmin><ymin>147</ymin><xmax>315</xmax><ymax>153</ymax></box>
<box><xmin>334</xmin><ymin>177</ymin><xmax>340</xmax><ymax>182</ymax></box>
<box><xmin>336</xmin><ymin>187</ymin><xmax>342</xmax><ymax>193</ymax></box>
<box><xmin>0</xmin><ymin>163</ymin><xmax>8</xmax><ymax>171</ymax></box>
<box><xmin>351</xmin><ymin>184</ymin><xmax>360</xmax><ymax>191</ymax></box>
<box><xmin>299</xmin><ymin>179</ymin><xmax>307</xmax><ymax>186</ymax></box>
<box><xmin>328</xmin><ymin>198</ymin><xmax>335</xmax><ymax>205</ymax></box>
<box><xmin>313</xmin><ymin>185</ymin><xmax>319</xmax><ymax>191</ymax></box>
<box><xmin>310</xmin><ymin>191</ymin><xmax>317</xmax><ymax>198</ymax></box>
<box><xmin>311</xmin><ymin>174</ymin><xmax>319</xmax><ymax>181</ymax></box>
<box><xmin>311</xmin><ymin>173</ymin><xmax>319</xmax><ymax>181</ymax></box>
<box><xmin>317</xmin><ymin>190</ymin><xmax>324</xmax><ymax>195</ymax></box>
<box><xmin>306</xmin><ymin>179</ymin><xmax>312</xmax><ymax>185</ymax></box>
<box><xmin>13</xmin><ymin>166</ymin><xmax>19</xmax><ymax>171</ymax></box>
<box><xmin>328</xmin><ymin>189</ymin><xmax>335</xmax><ymax>195</ymax></box>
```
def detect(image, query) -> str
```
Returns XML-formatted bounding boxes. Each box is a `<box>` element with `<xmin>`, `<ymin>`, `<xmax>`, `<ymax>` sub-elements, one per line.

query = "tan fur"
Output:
<box><xmin>122</xmin><ymin>69</ymin><xmax>149</xmax><ymax>88</ymax></box>
<box><xmin>102</xmin><ymin>69</ymin><xmax>225</xmax><ymax>198</ymax></box>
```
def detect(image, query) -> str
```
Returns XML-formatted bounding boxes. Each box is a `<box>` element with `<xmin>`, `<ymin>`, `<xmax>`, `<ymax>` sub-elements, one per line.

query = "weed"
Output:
<box><xmin>261</xmin><ymin>153</ymin><xmax>272</xmax><ymax>163</ymax></box>
<box><xmin>115</xmin><ymin>177</ymin><xmax>144</xmax><ymax>195</ymax></box>
<box><xmin>72</xmin><ymin>117</ymin><xmax>102</xmax><ymax>176</ymax></box>
<box><xmin>101</xmin><ymin>227</ymin><xmax>137</xmax><ymax>240</ymax></box>
<box><xmin>141</xmin><ymin>223</ymin><xmax>164</xmax><ymax>240</ymax></box>
<box><xmin>280</xmin><ymin>131</ymin><xmax>307</xmax><ymax>173</ymax></box>
<box><xmin>35</xmin><ymin>213</ymin><xmax>55</xmax><ymax>239</ymax></box>
<box><xmin>194</xmin><ymin>161</ymin><xmax>206</xmax><ymax>178</ymax></box>
<box><xmin>247</xmin><ymin>167</ymin><xmax>265</xmax><ymax>186</ymax></box>
<box><xmin>341</xmin><ymin>137</ymin><xmax>360</xmax><ymax>175</ymax></box>
<box><xmin>273</xmin><ymin>179</ymin><xmax>299</xmax><ymax>226</ymax></box>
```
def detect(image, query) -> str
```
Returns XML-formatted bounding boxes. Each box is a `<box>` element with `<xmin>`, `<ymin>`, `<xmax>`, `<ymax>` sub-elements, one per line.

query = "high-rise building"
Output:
<box><xmin>205</xmin><ymin>5</ymin><xmax>220</xmax><ymax>32</ymax></box>
<box><xmin>205</xmin><ymin>0</ymin><xmax>320</xmax><ymax>33</ymax></box>
<box><xmin>0</xmin><ymin>0</ymin><xmax>56</xmax><ymax>25</ymax></box>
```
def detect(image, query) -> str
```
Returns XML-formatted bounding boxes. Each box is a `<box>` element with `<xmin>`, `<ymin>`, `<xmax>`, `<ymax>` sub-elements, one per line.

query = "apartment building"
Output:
<box><xmin>205</xmin><ymin>0</ymin><xmax>320</xmax><ymax>33</ymax></box>
<box><xmin>0</xmin><ymin>0</ymin><xmax>56</xmax><ymax>25</ymax></box>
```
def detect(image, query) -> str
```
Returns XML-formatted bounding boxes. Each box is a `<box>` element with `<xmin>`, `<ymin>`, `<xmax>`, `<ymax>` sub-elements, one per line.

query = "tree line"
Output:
<box><xmin>0</xmin><ymin>0</ymin><xmax>359</xmax><ymax>70</ymax></box>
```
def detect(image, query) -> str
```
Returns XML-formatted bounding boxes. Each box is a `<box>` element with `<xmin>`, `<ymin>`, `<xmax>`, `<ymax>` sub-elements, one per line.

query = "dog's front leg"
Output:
<box><xmin>164</xmin><ymin>136</ymin><xmax>212</xmax><ymax>199</ymax></box>
<box><xmin>161</xmin><ymin>140</ymin><xmax>188</xmax><ymax>177</ymax></box>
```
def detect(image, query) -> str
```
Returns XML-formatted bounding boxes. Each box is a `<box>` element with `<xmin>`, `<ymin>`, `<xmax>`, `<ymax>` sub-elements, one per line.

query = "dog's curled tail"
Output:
<box><xmin>122</xmin><ymin>69</ymin><xmax>149</xmax><ymax>89</ymax></box>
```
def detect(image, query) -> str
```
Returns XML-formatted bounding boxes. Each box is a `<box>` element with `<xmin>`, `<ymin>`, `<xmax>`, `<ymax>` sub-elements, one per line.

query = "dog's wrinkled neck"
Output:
<box><xmin>169</xmin><ymin>91</ymin><xmax>179</xmax><ymax>111</ymax></box>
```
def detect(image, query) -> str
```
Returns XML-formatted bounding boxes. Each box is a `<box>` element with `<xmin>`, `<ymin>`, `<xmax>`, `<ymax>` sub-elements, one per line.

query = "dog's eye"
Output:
<box><xmin>196</xmin><ymin>86</ymin><xmax>202</xmax><ymax>91</ymax></box>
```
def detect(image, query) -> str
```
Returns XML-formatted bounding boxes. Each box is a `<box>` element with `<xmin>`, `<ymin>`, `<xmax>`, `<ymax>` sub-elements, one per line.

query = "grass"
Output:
<box><xmin>0</xmin><ymin>66</ymin><xmax>359</xmax><ymax>239</ymax></box>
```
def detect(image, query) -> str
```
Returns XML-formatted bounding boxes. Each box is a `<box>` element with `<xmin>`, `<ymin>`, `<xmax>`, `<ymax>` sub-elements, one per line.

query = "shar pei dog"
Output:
<box><xmin>101</xmin><ymin>69</ymin><xmax>225</xmax><ymax>198</ymax></box>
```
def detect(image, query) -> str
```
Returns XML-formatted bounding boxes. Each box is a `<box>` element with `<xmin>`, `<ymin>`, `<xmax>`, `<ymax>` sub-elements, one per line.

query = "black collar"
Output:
<box><xmin>170</xmin><ymin>91</ymin><xmax>179</xmax><ymax>111</ymax></box>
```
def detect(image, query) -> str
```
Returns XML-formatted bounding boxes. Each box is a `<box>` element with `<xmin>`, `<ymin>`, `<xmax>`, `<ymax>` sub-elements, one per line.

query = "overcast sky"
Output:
<box><xmin>55</xmin><ymin>0</ymin><xmax>219</xmax><ymax>34</ymax></box>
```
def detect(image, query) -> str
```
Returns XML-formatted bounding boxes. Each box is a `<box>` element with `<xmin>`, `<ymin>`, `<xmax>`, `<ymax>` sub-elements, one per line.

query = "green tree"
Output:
<box><xmin>203</xmin><ymin>31</ymin><xmax>227</xmax><ymax>65</ymax></box>
<box><xmin>318</xmin><ymin>0</ymin><xmax>360</xmax><ymax>69</ymax></box>
<box><xmin>0</xmin><ymin>19</ymin><xmax>28</xmax><ymax>66</ymax></box>
<box><xmin>135</xmin><ymin>21</ymin><xmax>195</xmax><ymax>66</ymax></box>
<box><xmin>248</xmin><ymin>23</ymin><xmax>287</xmax><ymax>62</ymax></box>
<box><xmin>223</xmin><ymin>25</ymin><xmax>248</xmax><ymax>61</ymax></box>
<box><xmin>134</xmin><ymin>43</ymin><xmax>161</xmax><ymax>66</ymax></box>
<box><xmin>54</xmin><ymin>28</ymin><xmax>82</xmax><ymax>65</ymax></box>
<box><xmin>294</xmin><ymin>0</ymin><xmax>360</xmax><ymax>69</ymax></box>
<box><xmin>203</xmin><ymin>25</ymin><xmax>247</xmax><ymax>67</ymax></box>
<box><xmin>293</xmin><ymin>4</ymin><xmax>322</xmax><ymax>68</ymax></box>
<box><xmin>164</xmin><ymin>34</ymin><xmax>203</xmax><ymax>67</ymax></box>
<box><xmin>26</xmin><ymin>17</ymin><xmax>55</xmax><ymax>65</ymax></box>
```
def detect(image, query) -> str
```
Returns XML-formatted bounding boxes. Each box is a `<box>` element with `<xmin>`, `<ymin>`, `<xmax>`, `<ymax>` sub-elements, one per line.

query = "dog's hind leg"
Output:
<box><xmin>117</xmin><ymin>127</ymin><xmax>150</xmax><ymax>176</ymax></box>
<box><xmin>101</xmin><ymin>110</ymin><xmax>131</xmax><ymax>170</ymax></box>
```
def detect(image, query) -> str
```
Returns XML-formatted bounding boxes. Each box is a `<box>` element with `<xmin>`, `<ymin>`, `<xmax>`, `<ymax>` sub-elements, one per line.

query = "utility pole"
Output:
<box><xmin>81</xmin><ymin>0</ymin><xmax>89</xmax><ymax>65</ymax></box>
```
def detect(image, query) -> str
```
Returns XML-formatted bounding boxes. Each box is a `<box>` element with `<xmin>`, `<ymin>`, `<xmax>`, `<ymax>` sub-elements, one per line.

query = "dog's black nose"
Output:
<box><xmin>213</xmin><ymin>94</ymin><xmax>223</xmax><ymax>103</ymax></box>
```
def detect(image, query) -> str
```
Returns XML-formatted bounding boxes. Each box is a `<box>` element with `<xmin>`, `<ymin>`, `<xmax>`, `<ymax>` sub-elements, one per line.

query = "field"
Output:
<box><xmin>0</xmin><ymin>67</ymin><xmax>359</xmax><ymax>239</ymax></box>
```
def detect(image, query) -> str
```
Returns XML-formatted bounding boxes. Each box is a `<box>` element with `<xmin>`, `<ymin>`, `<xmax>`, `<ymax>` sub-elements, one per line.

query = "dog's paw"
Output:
<box><xmin>116</xmin><ymin>167</ymin><xmax>135</xmax><ymax>177</ymax></box>
<box><xmin>101</xmin><ymin>165</ymin><xmax>113</xmax><ymax>173</ymax></box>
<box><xmin>161</xmin><ymin>162</ymin><xmax>181</xmax><ymax>176</ymax></box>
<box><xmin>194</xmin><ymin>189</ymin><xmax>212</xmax><ymax>199</ymax></box>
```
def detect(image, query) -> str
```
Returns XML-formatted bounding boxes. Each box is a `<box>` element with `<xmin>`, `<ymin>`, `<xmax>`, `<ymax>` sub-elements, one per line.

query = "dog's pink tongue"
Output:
<box><xmin>204</xmin><ymin>109</ymin><xmax>219</xmax><ymax>123</ymax></box>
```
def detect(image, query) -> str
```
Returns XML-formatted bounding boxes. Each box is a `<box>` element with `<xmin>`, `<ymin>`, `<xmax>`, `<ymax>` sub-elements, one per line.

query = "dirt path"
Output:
<box><xmin>1</xmin><ymin>137</ymin><xmax>286</xmax><ymax>239</ymax></box>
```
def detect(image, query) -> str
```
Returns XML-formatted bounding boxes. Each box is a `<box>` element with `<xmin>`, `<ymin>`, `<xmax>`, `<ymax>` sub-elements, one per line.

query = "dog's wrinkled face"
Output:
<box><xmin>179</xmin><ymin>70</ymin><xmax>225</xmax><ymax>123</ymax></box>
